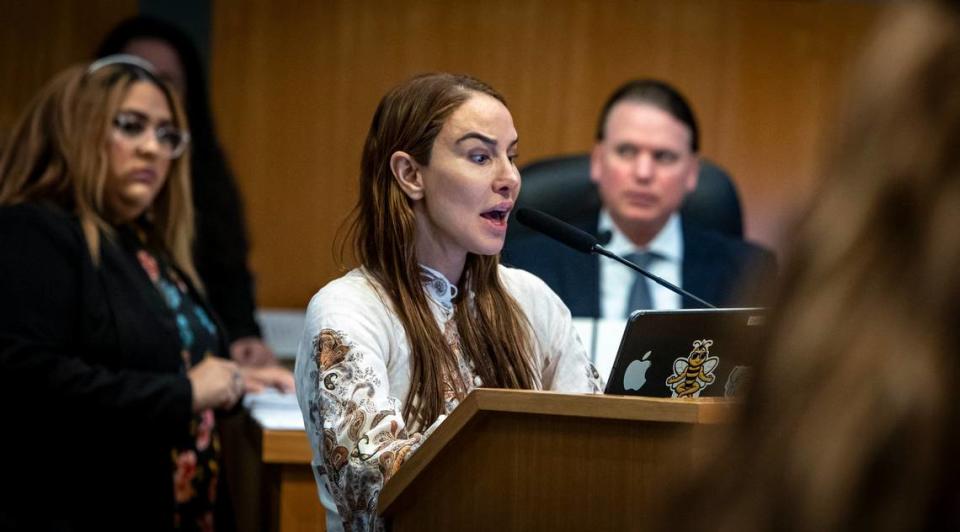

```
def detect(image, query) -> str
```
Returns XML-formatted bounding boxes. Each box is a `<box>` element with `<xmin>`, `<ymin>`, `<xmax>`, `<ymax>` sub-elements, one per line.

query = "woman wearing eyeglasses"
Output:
<box><xmin>0</xmin><ymin>57</ymin><xmax>241</xmax><ymax>531</ymax></box>
<box><xmin>97</xmin><ymin>17</ymin><xmax>292</xmax><ymax>379</ymax></box>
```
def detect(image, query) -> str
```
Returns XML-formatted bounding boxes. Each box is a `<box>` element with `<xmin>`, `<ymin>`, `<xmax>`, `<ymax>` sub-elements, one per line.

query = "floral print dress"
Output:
<box><xmin>134</xmin><ymin>233</ymin><xmax>221</xmax><ymax>532</ymax></box>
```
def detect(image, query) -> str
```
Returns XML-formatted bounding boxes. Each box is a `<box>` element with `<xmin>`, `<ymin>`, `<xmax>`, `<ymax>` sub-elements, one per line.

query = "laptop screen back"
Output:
<box><xmin>604</xmin><ymin>308</ymin><xmax>766</xmax><ymax>398</ymax></box>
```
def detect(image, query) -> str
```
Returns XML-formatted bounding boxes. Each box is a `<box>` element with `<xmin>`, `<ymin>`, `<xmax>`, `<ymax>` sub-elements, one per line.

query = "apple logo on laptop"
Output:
<box><xmin>623</xmin><ymin>351</ymin><xmax>652</xmax><ymax>391</ymax></box>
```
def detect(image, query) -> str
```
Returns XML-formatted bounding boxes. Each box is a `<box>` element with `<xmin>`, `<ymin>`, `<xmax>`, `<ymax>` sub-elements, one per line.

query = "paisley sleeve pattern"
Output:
<box><xmin>305</xmin><ymin>328</ymin><xmax>424</xmax><ymax>532</ymax></box>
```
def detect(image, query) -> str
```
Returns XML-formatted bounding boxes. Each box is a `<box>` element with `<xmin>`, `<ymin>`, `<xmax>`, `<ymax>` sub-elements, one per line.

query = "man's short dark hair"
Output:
<box><xmin>595</xmin><ymin>79</ymin><xmax>699</xmax><ymax>152</ymax></box>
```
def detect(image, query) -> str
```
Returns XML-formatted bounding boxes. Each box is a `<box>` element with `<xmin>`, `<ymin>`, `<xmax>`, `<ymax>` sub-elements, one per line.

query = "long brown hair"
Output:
<box><xmin>658</xmin><ymin>2</ymin><xmax>960</xmax><ymax>531</ymax></box>
<box><xmin>0</xmin><ymin>61</ymin><xmax>199</xmax><ymax>286</ymax></box>
<box><xmin>344</xmin><ymin>73</ymin><xmax>537</xmax><ymax>430</ymax></box>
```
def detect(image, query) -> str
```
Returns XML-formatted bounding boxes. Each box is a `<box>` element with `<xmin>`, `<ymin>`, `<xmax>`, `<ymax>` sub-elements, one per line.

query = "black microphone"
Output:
<box><xmin>515</xmin><ymin>208</ymin><xmax>598</xmax><ymax>253</ymax></box>
<box><xmin>514</xmin><ymin>207</ymin><xmax>717</xmax><ymax>309</ymax></box>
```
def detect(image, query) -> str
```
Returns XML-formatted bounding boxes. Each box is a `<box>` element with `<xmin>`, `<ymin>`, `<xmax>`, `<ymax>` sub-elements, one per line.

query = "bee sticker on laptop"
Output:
<box><xmin>666</xmin><ymin>339</ymin><xmax>719</xmax><ymax>398</ymax></box>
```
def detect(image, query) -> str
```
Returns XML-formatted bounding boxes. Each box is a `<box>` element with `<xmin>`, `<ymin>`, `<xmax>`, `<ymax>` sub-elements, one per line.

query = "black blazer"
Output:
<box><xmin>501</xmin><ymin>212</ymin><xmax>777</xmax><ymax>317</ymax></box>
<box><xmin>0</xmin><ymin>203</ymin><xmax>227</xmax><ymax>531</ymax></box>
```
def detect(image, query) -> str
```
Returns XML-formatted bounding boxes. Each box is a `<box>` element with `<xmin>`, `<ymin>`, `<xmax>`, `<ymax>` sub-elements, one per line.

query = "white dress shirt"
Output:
<box><xmin>597</xmin><ymin>210</ymin><xmax>684</xmax><ymax>318</ymax></box>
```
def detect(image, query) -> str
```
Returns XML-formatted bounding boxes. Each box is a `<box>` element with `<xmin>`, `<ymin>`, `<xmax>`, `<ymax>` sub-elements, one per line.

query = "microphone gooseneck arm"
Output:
<box><xmin>514</xmin><ymin>207</ymin><xmax>718</xmax><ymax>309</ymax></box>
<box><xmin>591</xmin><ymin>244</ymin><xmax>717</xmax><ymax>309</ymax></box>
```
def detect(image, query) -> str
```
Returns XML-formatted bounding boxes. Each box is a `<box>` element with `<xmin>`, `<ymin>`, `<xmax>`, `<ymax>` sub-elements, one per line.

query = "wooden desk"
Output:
<box><xmin>220</xmin><ymin>411</ymin><xmax>324</xmax><ymax>532</ymax></box>
<box><xmin>257</xmin><ymin>426</ymin><xmax>324</xmax><ymax>532</ymax></box>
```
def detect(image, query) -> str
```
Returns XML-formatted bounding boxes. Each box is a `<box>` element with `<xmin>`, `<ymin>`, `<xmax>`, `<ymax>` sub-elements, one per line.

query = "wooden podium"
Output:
<box><xmin>378</xmin><ymin>389</ymin><xmax>734</xmax><ymax>531</ymax></box>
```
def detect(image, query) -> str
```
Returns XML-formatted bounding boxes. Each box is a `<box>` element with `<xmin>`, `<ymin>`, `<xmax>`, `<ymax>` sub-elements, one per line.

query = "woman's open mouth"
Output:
<box><xmin>480</xmin><ymin>208</ymin><xmax>509</xmax><ymax>227</ymax></box>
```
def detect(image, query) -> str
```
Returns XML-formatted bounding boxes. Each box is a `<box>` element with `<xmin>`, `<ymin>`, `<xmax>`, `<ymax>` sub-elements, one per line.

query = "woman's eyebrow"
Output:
<box><xmin>455</xmin><ymin>131</ymin><xmax>497</xmax><ymax>146</ymax></box>
<box><xmin>456</xmin><ymin>132</ymin><xmax>520</xmax><ymax>149</ymax></box>
<box><xmin>117</xmin><ymin>108</ymin><xmax>174</xmax><ymax>125</ymax></box>
<box><xmin>117</xmin><ymin>109</ymin><xmax>149</xmax><ymax>120</ymax></box>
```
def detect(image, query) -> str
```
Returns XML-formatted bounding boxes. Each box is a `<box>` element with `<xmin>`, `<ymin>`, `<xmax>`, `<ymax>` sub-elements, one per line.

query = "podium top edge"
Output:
<box><xmin>468</xmin><ymin>388</ymin><xmax>738</xmax><ymax>424</ymax></box>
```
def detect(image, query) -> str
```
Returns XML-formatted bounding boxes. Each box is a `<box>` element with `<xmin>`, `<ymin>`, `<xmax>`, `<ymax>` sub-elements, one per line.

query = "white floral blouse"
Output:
<box><xmin>294</xmin><ymin>265</ymin><xmax>603</xmax><ymax>532</ymax></box>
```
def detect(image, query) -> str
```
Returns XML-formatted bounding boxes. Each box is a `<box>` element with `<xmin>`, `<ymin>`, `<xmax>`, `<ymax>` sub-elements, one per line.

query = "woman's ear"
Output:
<box><xmin>390</xmin><ymin>151</ymin><xmax>424</xmax><ymax>200</ymax></box>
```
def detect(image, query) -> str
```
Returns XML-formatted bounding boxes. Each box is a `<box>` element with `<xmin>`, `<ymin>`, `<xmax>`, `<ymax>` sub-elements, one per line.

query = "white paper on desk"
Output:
<box><xmin>244</xmin><ymin>389</ymin><xmax>305</xmax><ymax>430</ymax></box>
<box><xmin>243</xmin><ymin>388</ymin><xmax>298</xmax><ymax>409</ymax></box>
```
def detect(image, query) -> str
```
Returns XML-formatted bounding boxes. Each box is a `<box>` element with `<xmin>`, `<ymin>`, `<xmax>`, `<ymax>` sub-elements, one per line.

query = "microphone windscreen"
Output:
<box><xmin>515</xmin><ymin>208</ymin><xmax>597</xmax><ymax>254</ymax></box>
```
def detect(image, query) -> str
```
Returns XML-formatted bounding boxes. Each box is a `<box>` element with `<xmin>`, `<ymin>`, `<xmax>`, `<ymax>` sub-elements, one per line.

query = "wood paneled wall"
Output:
<box><xmin>0</xmin><ymin>1</ymin><xmax>138</xmax><ymax>145</ymax></box>
<box><xmin>210</xmin><ymin>0</ymin><xmax>882</xmax><ymax>308</ymax></box>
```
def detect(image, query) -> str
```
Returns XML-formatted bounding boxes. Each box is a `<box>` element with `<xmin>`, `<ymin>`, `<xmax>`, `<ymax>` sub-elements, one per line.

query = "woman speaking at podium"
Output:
<box><xmin>295</xmin><ymin>73</ymin><xmax>602</xmax><ymax>531</ymax></box>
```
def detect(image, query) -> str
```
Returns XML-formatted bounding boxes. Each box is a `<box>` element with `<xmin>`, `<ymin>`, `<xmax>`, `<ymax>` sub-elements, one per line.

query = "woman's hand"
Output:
<box><xmin>240</xmin><ymin>364</ymin><xmax>296</xmax><ymax>394</ymax></box>
<box><xmin>230</xmin><ymin>336</ymin><xmax>276</xmax><ymax>367</ymax></box>
<box><xmin>188</xmin><ymin>357</ymin><xmax>244</xmax><ymax>412</ymax></box>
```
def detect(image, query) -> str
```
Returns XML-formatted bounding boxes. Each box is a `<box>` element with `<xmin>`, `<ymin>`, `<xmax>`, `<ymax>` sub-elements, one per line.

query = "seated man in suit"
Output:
<box><xmin>502</xmin><ymin>79</ymin><xmax>775</xmax><ymax>317</ymax></box>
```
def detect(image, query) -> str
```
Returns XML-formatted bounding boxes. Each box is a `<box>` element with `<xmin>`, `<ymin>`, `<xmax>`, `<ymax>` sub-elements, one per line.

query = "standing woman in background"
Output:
<box><xmin>97</xmin><ymin>17</ymin><xmax>289</xmax><ymax>380</ymax></box>
<box><xmin>655</xmin><ymin>1</ymin><xmax>960</xmax><ymax>531</ymax></box>
<box><xmin>0</xmin><ymin>57</ymin><xmax>242</xmax><ymax>531</ymax></box>
<box><xmin>295</xmin><ymin>73</ymin><xmax>602</xmax><ymax>532</ymax></box>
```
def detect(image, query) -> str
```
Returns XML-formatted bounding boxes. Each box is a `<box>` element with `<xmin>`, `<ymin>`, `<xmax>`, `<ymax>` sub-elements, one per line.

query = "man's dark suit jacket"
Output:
<box><xmin>501</xmin><ymin>213</ymin><xmax>776</xmax><ymax>317</ymax></box>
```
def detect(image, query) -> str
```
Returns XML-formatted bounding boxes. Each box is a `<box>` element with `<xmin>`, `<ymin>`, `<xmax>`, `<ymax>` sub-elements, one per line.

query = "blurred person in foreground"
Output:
<box><xmin>655</xmin><ymin>2</ymin><xmax>960</xmax><ymax>531</ymax></box>
<box><xmin>0</xmin><ymin>56</ymin><xmax>243</xmax><ymax>531</ymax></box>
<box><xmin>295</xmin><ymin>73</ymin><xmax>603</xmax><ymax>532</ymax></box>
<box><xmin>98</xmin><ymin>17</ymin><xmax>292</xmax><ymax>393</ymax></box>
